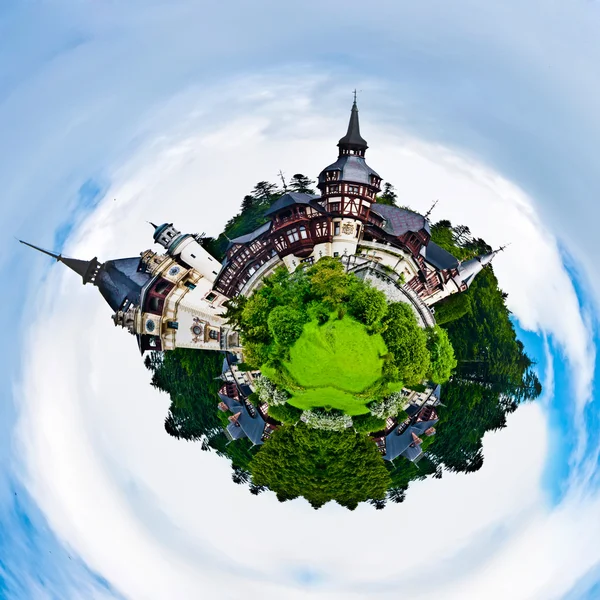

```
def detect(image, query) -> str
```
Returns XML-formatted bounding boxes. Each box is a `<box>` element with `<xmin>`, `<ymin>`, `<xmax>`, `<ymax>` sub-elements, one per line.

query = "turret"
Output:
<box><xmin>455</xmin><ymin>249</ymin><xmax>502</xmax><ymax>289</ymax></box>
<box><xmin>317</xmin><ymin>97</ymin><xmax>382</xmax><ymax>212</ymax></box>
<box><xmin>19</xmin><ymin>241</ymin><xmax>152</xmax><ymax>313</ymax></box>
<box><xmin>151</xmin><ymin>222</ymin><xmax>220</xmax><ymax>284</ymax></box>
<box><xmin>337</xmin><ymin>95</ymin><xmax>368</xmax><ymax>158</ymax></box>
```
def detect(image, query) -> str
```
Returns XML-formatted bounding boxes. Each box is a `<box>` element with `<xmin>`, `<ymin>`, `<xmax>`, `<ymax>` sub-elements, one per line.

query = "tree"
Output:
<box><xmin>289</xmin><ymin>173</ymin><xmax>315</xmax><ymax>194</ymax></box>
<box><xmin>250</xmin><ymin>423</ymin><xmax>390</xmax><ymax>509</ymax></box>
<box><xmin>377</xmin><ymin>182</ymin><xmax>398</xmax><ymax>206</ymax></box>
<box><xmin>426</xmin><ymin>325</ymin><xmax>457</xmax><ymax>384</ymax></box>
<box><xmin>381</xmin><ymin>303</ymin><xmax>430</xmax><ymax>385</ymax></box>
<box><xmin>433</xmin><ymin>293</ymin><xmax>472</xmax><ymax>325</ymax></box>
<box><xmin>348</xmin><ymin>283</ymin><xmax>388</xmax><ymax>326</ymax></box>
<box><xmin>387</xmin><ymin>488</ymin><xmax>406</xmax><ymax>503</ymax></box>
<box><xmin>267</xmin><ymin>306</ymin><xmax>306</xmax><ymax>348</ymax></box>
<box><xmin>308</xmin><ymin>257</ymin><xmax>352</xmax><ymax>307</ymax></box>
<box><xmin>251</xmin><ymin>181</ymin><xmax>280</xmax><ymax>205</ymax></box>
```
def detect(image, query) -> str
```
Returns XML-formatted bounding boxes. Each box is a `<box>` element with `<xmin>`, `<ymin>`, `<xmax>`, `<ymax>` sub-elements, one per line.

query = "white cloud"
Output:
<box><xmin>15</xmin><ymin>77</ymin><xmax>597</xmax><ymax>599</ymax></box>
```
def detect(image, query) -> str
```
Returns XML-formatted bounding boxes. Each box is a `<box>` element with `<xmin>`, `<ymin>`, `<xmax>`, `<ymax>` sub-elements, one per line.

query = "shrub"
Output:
<box><xmin>434</xmin><ymin>293</ymin><xmax>472</xmax><ymax>325</ymax></box>
<box><xmin>268</xmin><ymin>403</ymin><xmax>303</xmax><ymax>424</ymax></box>
<box><xmin>381</xmin><ymin>303</ymin><xmax>430</xmax><ymax>385</ymax></box>
<box><xmin>426</xmin><ymin>325</ymin><xmax>457</xmax><ymax>384</ymax></box>
<box><xmin>307</xmin><ymin>301</ymin><xmax>330</xmax><ymax>325</ymax></box>
<box><xmin>369</xmin><ymin>392</ymin><xmax>406</xmax><ymax>419</ymax></box>
<box><xmin>353</xmin><ymin>413</ymin><xmax>387</xmax><ymax>433</ymax></box>
<box><xmin>267</xmin><ymin>306</ymin><xmax>306</xmax><ymax>348</ymax></box>
<box><xmin>348</xmin><ymin>285</ymin><xmax>388</xmax><ymax>326</ymax></box>
<box><xmin>254</xmin><ymin>376</ymin><xmax>289</xmax><ymax>406</ymax></box>
<box><xmin>300</xmin><ymin>409</ymin><xmax>353</xmax><ymax>431</ymax></box>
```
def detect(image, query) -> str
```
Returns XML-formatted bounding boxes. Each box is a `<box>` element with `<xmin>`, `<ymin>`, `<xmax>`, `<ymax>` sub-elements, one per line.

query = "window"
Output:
<box><xmin>287</xmin><ymin>228</ymin><xmax>300</xmax><ymax>243</ymax></box>
<box><xmin>333</xmin><ymin>252</ymin><xmax>340</xmax><ymax>257</ymax></box>
<box><xmin>205</xmin><ymin>292</ymin><xmax>217</xmax><ymax>302</ymax></box>
<box><xmin>148</xmin><ymin>297</ymin><xmax>161</xmax><ymax>313</ymax></box>
<box><xmin>330</xmin><ymin>202</ymin><xmax>340</xmax><ymax>213</ymax></box>
<box><xmin>155</xmin><ymin>280</ymin><xmax>170</xmax><ymax>295</ymax></box>
<box><xmin>334</xmin><ymin>222</ymin><xmax>340</xmax><ymax>236</ymax></box>
<box><xmin>348</xmin><ymin>185</ymin><xmax>359</xmax><ymax>194</ymax></box>
<box><xmin>299</xmin><ymin>225</ymin><xmax>308</xmax><ymax>239</ymax></box>
<box><xmin>209</xmin><ymin>329</ymin><xmax>219</xmax><ymax>340</ymax></box>
<box><xmin>330</xmin><ymin>185</ymin><xmax>339</xmax><ymax>193</ymax></box>
<box><xmin>190</xmin><ymin>253</ymin><xmax>196</xmax><ymax>258</ymax></box>
<box><xmin>185</xmin><ymin>281</ymin><xmax>196</xmax><ymax>290</ymax></box>
<box><xmin>167</xmin><ymin>321</ymin><xmax>178</xmax><ymax>330</ymax></box>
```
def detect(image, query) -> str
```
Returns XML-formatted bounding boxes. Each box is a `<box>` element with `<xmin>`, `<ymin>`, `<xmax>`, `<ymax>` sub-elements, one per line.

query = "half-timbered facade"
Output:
<box><xmin>212</xmin><ymin>99</ymin><xmax>500</xmax><ymax>307</ymax></box>
<box><xmin>21</xmin><ymin>99</ymin><xmax>499</xmax><ymax>358</ymax></box>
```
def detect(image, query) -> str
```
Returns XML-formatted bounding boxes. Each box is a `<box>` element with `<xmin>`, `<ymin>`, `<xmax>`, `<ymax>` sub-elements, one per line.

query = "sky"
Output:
<box><xmin>2</xmin><ymin>1</ymin><xmax>600</xmax><ymax>599</ymax></box>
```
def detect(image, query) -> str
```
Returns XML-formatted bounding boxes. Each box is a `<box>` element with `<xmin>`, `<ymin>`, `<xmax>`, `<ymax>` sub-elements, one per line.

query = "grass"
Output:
<box><xmin>282</xmin><ymin>315</ymin><xmax>389</xmax><ymax>414</ymax></box>
<box><xmin>290</xmin><ymin>388</ymin><xmax>371</xmax><ymax>416</ymax></box>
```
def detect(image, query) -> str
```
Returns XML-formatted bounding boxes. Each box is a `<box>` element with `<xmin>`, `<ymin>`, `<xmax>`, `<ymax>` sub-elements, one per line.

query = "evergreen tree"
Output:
<box><xmin>288</xmin><ymin>173</ymin><xmax>315</xmax><ymax>194</ymax></box>
<box><xmin>377</xmin><ymin>182</ymin><xmax>398</xmax><ymax>206</ymax></box>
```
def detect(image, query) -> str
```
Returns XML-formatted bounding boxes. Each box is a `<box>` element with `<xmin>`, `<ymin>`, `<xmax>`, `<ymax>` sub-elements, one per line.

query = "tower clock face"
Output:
<box><xmin>146</xmin><ymin>320</ymin><xmax>155</xmax><ymax>332</ymax></box>
<box><xmin>192</xmin><ymin>325</ymin><xmax>202</xmax><ymax>336</ymax></box>
<box><xmin>168</xmin><ymin>266</ymin><xmax>180</xmax><ymax>277</ymax></box>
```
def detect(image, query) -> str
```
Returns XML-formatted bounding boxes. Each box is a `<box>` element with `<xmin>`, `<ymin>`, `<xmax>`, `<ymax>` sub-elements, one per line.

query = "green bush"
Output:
<box><xmin>353</xmin><ymin>414</ymin><xmax>387</xmax><ymax>433</ymax></box>
<box><xmin>426</xmin><ymin>325</ymin><xmax>458</xmax><ymax>384</ymax></box>
<box><xmin>381</xmin><ymin>303</ymin><xmax>430</xmax><ymax>385</ymax></box>
<box><xmin>268</xmin><ymin>306</ymin><xmax>306</xmax><ymax>348</ymax></box>
<box><xmin>267</xmin><ymin>402</ymin><xmax>303</xmax><ymax>424</ymax></box>
<box><xmin>434</xmin><ymin>293</ymin><xmax>472</xmax><ymax>325</ymax></box>
<box><xmin>348</xmin><ymin>284</ymin><xmax>388</xmax><ymax>326</ymax></box>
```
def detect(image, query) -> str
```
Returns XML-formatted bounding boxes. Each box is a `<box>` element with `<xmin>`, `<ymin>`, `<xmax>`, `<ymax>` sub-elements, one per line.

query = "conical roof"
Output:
<box><xmin>19</xmin><ymin>241</ymin><xmax>101</xmax><ymax>284</ymax></box>
<box><xmin>456</xmin><ymin>250</ymin><xmax>500</xmax><ymax>288</ymax></box>
<box><xmin>337</xmin><ymin>99</ymin><xmax>368</xmax><ymax>152</ymax></box>
<box><xmin>20</xmin><ymin>240</ymin><xmax>152</xmax><ymax>312</ymax></box>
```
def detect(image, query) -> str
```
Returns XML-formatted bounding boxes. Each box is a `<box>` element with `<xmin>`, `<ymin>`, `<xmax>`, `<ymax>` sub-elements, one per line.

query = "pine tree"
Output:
<box><xmin>288</xmin><ymin>173</ymin><xmax>315</xmax><ymax>194</ymax></box>
<box><xmin>377</xmin><ymin>182</ymin><xmax>398</xmax><ymax>206</ymax></box>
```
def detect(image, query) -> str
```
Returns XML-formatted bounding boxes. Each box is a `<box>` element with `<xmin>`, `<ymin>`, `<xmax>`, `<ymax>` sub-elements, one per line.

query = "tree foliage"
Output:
<box><xmin>376</xmin><ymin>182</ymin><xmax>398</xmax><ymax>206</ymax></box>
<box><xmin>250</xmin><ymin>423</ymin><xmax>390</xmax><ymax>509</ymax></box>
<box><xmin>288</xmin><ymin>173</ymin><xmax>316</xmax><ymax>194</ymax></box>
<box><xmin>268</xmin><ymin>306</ymin><xmax>306</xmax><ymax>348</ymax></box>
<box><xmin>381</xmin><ymin>303</ymin><xmax>430</xmax><ymax>385</ymax></box>
<box><xmin>348</xmin><ymin>284</ymin><xmax>388</xmax><ymax>326</ymax></box>
<box><xmin>426</xmin><ymin>325</ymin><xmax>457</xmax><ymax>384</ymax></box>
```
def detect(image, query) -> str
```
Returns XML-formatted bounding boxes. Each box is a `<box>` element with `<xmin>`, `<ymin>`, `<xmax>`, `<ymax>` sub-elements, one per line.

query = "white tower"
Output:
<box><xmin>151</xmin><ymin>222</ymin><xmax>221</xmax><ymax>284</ymax></box>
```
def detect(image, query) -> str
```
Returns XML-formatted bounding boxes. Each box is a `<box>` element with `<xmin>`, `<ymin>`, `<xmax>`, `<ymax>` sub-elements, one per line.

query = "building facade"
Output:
<box><xmin>22</xmin><ymin>100</ymin><xmax>499</xmax><ymax>354</ymax></box>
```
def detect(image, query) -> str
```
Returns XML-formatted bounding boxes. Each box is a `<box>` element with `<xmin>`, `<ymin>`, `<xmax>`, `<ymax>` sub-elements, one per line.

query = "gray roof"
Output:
<box><xmin>455</xmin><ymin>250</ymin><xmax>498</xmax><ymax>288</ymax></box>
<box><xmin>370</xmin><ymin>203</ymin><xmax>431</xmax><ymax>237</ymax></box>
<box><xmin>96</xmin><ymin>258</ymin><xmax>153</xmax><ymax>312</ymax></box>
<box><xmin>218</xmin><ymin>393</ymin><xmax>266</xmax><ymax>445</ymax></box>
<box><xmin>401</xmin><ymin>442</ymin><xmax>423</xmax><ymax>462</ymax></box>
<box><xmin>228</xmin><ymin>221</ymin><xmax>271</xmax><ymax>246</ymax></box>
<box><xmin>422</xmin><ymin>241</ymin><xmax>459</xmax><ymax>271</ymax></box>
<box><xmin>318</xmin><ymin>155</ymin><xmax>380</xmax><ymax>186</ymax></box>
<box><xmin>337</xmin><ymin>100</ymin><xmax>368</xmax><ymax>151</ymax></box>
<box><xmin>382</xmin><ymin>419</ymin><xmax>438</xmax><ymax>461</ymax></box>
<box><xmin>264</xmin><ymin>192</ymin><xmax>322</xmax><ymax>216</ymax></box>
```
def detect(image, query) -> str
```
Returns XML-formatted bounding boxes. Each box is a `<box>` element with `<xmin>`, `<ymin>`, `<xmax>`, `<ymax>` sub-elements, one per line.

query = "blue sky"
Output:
<box><xmin>2</xmin><ymin>1</ymin><xmax>600</xmax><ymax>598</ymax></box>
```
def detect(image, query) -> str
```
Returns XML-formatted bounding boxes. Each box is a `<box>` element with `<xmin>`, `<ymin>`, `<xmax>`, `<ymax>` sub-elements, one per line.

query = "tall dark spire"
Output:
<box><xmin>19</xmin><ymin>240</ymin><xmax>102</xmax><ymax>285</ymax></box>
<box><xmin>337</xmin><ymin>95</ymin><xmax>368</xmax><ymax>156</ymax></box>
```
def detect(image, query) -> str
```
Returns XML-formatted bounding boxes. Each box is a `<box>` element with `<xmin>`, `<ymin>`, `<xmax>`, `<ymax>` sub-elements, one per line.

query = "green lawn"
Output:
<box><xmin>283</xmin><ymin>315</ymin><xmax>389</xmax><ymax>414</ymax></box>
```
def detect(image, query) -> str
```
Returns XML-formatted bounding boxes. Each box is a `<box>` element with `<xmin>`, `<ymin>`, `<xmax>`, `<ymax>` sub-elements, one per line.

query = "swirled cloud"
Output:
<box><xmin>3</xmin><ymin>2</ymin><xmax>600</xmax><ymax>599</ymax></box>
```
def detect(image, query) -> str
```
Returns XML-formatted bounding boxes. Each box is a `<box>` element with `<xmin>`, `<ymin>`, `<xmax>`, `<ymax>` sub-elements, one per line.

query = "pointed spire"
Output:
<box><xmin>19</xmin><ymin>240</ymin><xmax>102</xmax><ymax>285</ymax></box>
<box><xmin>456</xmin><ymin>248</ymin><xmax>502</xmax><ymax>288</ymax></box>
<box><xmin>338</xmin><ymin>94</ymin><xmax>368</xmax><ymax>156</ymax></box>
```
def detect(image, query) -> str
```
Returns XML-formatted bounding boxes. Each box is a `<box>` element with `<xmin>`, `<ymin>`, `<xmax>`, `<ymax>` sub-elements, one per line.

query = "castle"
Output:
<box><xmin>22</xmin><ymin>98</ymin><xmax>499</xmax><ymax>354</ymax></box>
<box><xmin>22</xmin><ymin>101</ymin><xmax>499</xmax><ymax>462</ymax></box>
